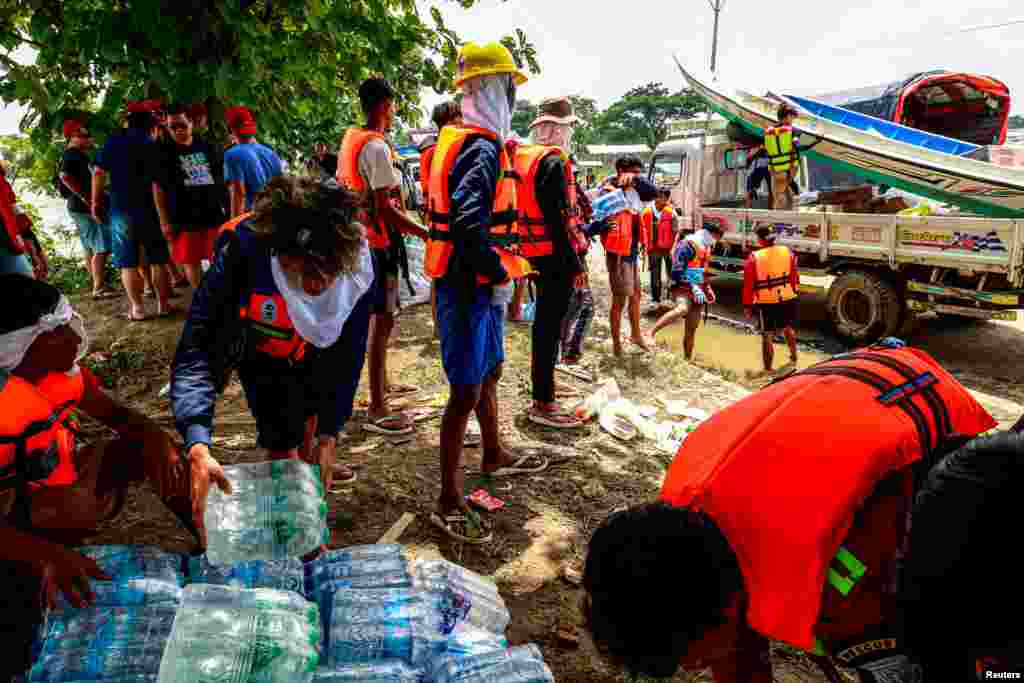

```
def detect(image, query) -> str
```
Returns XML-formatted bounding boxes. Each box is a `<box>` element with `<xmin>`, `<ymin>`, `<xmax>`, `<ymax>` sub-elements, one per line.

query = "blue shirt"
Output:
<box><xmin>94</xmin><ymin>128</ymin><xmax>157</xmax><ymax>222</ymax></box>
<box><xmin>224</xmin><ymin>142</ymin><xmax>283</xmax><ymax>210</ymax></box>
<box><xmin>442</xmin><ymin>136</ymin><xmax>506</xmax><ymax>287</ymax></box>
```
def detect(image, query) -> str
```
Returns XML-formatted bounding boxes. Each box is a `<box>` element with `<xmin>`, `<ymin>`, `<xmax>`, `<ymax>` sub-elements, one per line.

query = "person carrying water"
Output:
<box><xmin>171</xmin><ymin>175</ymin><xmax>373</xmax><ymax>495</ymax></box>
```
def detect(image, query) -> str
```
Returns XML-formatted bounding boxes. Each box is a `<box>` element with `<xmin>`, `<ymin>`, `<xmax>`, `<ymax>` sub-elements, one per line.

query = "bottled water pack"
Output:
<box><xmin>204</xmin><ymin>460</ymin><xmax>328</xmax><ymax>565</ymax></box>
<box><xmin>303</xmin><ymin>544</ymin><xmax>404</xmax><ymax>597</ymax></box>
<box><xmin>157</xmin><ymin>584</ymin><xmax>321</xmax><ymax>683</ymax></box>
<box><xmin>188</xmin><ymin>555</ymin><xmax>306</xmax><ymax>594</ymax></box>
<box><xmin>430</xmin><ymin>644</ymin><xmax>553</xmax><ymax>683</ymax></box>
<box><xmin>55</xmin><ymin>545</ymin><xmax>185</xmax><ymax>610</ymax></box>
<box><xmin>30</xmin><ymin>606</ymin><xmax>177</xmax><ymax>683</ymax></box>
<box><xmin>311</xmin><ymin>660</ymin><xmax>420</xmax><ymax>682</ymax></box>
<box><xmin>590</xmin><ymin>188</ymin><xmax>628</xmax><ymax>223</ymax></box>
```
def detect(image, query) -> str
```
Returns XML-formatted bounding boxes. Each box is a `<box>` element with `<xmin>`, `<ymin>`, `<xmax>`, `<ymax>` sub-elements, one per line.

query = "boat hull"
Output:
<box><xmin>675</xmin><ymin>60</ymin><xmax>1024</xmax><ymax>218</ymax></box>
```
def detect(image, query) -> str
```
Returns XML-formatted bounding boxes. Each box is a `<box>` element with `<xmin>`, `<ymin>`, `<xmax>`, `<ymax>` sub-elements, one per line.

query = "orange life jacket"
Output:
<box><xmin>419</xmin><ymin>144</ymin><xmax>435</xmax><ymax>199</ymax></box>
<box><xmin>0</xmin><ymin>369</ymin><xmax>86</xmax><ymax>527</ymax></box>
<box><xmin>425</xmin><ymin>124</ymin><xmax>529</xmax><ymax>284</ymax></box>
<box><xmin>654</xmin><ymin>205</ymin><xmax>676</xmax><ymax>252</ymax></box>
<box><xmin>337</xmin><ymin>128</ymin><xmax>401</xmax><ymax>250</ymax></box>
<box><xmin>659</xmin><ymin>346</ymin><xmax>996</xmax><ymax>651</ymax></box>
<box><xmin>602</xmin><ymin>209</ymin><xmax>636</xmax><ymax>257</ymax></box>
<box><xmin>513</xmin><ymin>144</ymin><xmax>581</xmax><ymax>260</ymax></box>
<box><xmin>219</xmin><ymin>214</ymin><xmax>307</xmax><ymax>364</ymax></box>
<box><xmin>639</xmin><ymin>207</ymin><xmax>654</xmax><ymax>252</ymax></box>
<box><xmin>752</xmin><ymin>244</ymin><xmax>797</xmax><ymax>304</ymax></box>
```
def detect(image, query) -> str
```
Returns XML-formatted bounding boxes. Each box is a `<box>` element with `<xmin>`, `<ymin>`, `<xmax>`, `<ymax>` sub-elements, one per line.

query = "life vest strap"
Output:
<box><xmin>876</xmin><ymin>372</ymin><xmax>938</xmax><ymax>406</ymax></box>
<box><xmin>754</xmin><ymin>275</ymin><xmax>792</xmax><ymax>290</ymax></box>
<box><xmin>518</xmin><ymin>217</ymin><xmax>547</xmax><ymax>226</ymax></box>
<box><xmin>429</xmin><ymin>209</ymin><xmax>518</xmax><ymax>229</ymax></box>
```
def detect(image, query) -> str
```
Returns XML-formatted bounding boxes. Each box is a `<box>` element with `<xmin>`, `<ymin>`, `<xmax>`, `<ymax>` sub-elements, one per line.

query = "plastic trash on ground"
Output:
<box><xmin>429</xmin><ymin>643</ymin><xmax>553</xmax><ymax>683</ymax></box>
<box><xmin>574</xmin><ymin>378</ymin><xmax>621</xmax><ymax>421</ymax></box>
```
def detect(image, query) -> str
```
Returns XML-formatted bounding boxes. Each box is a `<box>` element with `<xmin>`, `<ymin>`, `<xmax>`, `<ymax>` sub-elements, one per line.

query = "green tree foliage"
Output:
<box><xmin>0</xmin><ymin>0</ymin><xmax>539</xmax><ymax>192</ymax></box>
<box><xmin>593</xmin><ymin>83</ymin><xmax>706</xmax><ymax>150</ymax></box>
<box><xmin>510</xmin><ymin>99</ymin><xmax>538</xmax><ymax>138</ymax></box>
<box><xmin>567</xmin><ymin>94</ymin><xmax>599</xmax><ymax>149</ymax></box>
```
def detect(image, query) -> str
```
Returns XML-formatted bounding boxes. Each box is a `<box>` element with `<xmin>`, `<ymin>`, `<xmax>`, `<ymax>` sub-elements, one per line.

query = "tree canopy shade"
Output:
<box><xmin>593</xmin><ymin>82</ymin><xmax>705</xmax><ymax>150</ymax></box>
<box><xmin>0</xmin><ymin>0</ymin><xmax>540</xmax><ymax>161</ymax></box>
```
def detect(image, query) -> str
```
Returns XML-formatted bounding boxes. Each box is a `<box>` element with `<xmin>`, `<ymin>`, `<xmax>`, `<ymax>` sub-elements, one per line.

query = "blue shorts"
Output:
<box><xmin>69</xmin><ymin>211</ymin><xmax>112</xmax><ymax>254</ymax></box>
<box><xmin>436</xmin><ymin>283</ymin><xmax>504</xmax><ymax>386</ymax></box>
<box><xmin>110</xmin><ymin>213</ymin><xmax>170</xmax><ymax>269</ymax></box>
<box><xmin>0</xmin><ymin>246</ymin><xmax>31</xmax><ymax>276</ymax></box>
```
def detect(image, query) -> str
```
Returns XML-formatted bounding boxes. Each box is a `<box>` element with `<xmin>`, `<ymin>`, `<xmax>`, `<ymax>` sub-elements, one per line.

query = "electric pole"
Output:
<box><xmin>708</xmin><ymin>0</ymin><xmax>725</xmax><ymax>74</ymax></box>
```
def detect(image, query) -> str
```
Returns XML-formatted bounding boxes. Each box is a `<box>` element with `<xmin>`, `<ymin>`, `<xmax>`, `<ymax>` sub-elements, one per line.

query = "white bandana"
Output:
<box><xmin>0</xmin><ymin>296</ymin><xmax>88</xmax><ymax>373</ymax></box>
<box><xmin>270</xmin><ymin>242</ymin><xmax>374</xmax><ymax>349</ymax></box>
<box><xmin>530</xmin><ymin>121</ymin><xmax>573</xmax><ymax>150</ymax></box>
<box><xmin>462</xmin><ymin>74</ymin><xmax>514</xmax><ymax>142</ymax></box>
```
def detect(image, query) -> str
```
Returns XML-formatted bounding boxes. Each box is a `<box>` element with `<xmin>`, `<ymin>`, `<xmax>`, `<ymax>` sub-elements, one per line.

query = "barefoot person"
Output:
<box><xmin>171</xmin><ymin>176</ymin><xmax>373</xmax><ymax>494</ymax></box>
<box><xmin>425</xmin><ymin>42</ymin><xmax>547</xmax><ymax>543</ymax></box>
<box><xmin>743</xmin><ymin>225</ymin><xmax>799</xmax><ymax>372</ymax></box>
<box><xmin>337</xmin><ymin>77</ymin><xmax>429</xmax><ymax>436</ymax></box>
<box><xmin>647</xmin><ymin>220</ymin><xmax>724</xmax><ymax>360</ymax></box>
<box><xmin>516</xmin><ymin>96</ymin><xmax>585</xmax><ymax>429</ymax></box>
<box><xmin>597</xmin><ymin>156</ymin><xmax>658</xmax><ymax>356</ymax></box>
<box><xmin>0</xmin><ymin>274</ymin><xmax>227</xmax><ymax>679</ymax></box>
<box><xmin>583</xmin><ymin>341</ymin><xmax>1023</xmax><ymax>681</ymax></box>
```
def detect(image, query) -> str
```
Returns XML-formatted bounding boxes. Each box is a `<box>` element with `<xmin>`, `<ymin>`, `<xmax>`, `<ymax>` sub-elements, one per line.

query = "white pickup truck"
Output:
<box><xmin>649</xmin><ymin>134</ymin><xmax>1024</xmax><ymax>341</ymax></box>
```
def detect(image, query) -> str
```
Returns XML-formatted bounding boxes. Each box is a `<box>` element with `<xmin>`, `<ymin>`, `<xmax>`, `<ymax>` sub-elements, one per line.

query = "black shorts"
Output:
<box><xmin>747</xmin><ymin>167</ymin><xmax>770</xmax><ymax>195</ymax></box>
<box><xmin>755</xmin><ymin>299</ymin><xmax>798</xmax><ymax>332</ymax></box>
<box><xmin>369</xmin><ymin>248</ymin><xmax>399</xmax><ymax>316</ymax></box>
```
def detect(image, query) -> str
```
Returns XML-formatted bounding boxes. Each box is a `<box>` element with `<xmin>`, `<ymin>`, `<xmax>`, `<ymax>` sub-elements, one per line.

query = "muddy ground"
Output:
<box><xmin>72</xmin><ymin>245</ymin><xmax>1022</xmax><ymax>682</ymax></box>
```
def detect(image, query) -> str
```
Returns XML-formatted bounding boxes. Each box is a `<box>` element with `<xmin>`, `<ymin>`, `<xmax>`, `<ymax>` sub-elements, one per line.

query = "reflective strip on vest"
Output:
<box><xmin>752</xmin><ymin>245</ymin><xmax>797</xmax><ymax>304</ymax></box>
<box><xmin>424</xmin><ymin>125</ymin><xmax>527</xmax><ymax>282</ymax></box>
<box><xmin>764</xmin><ymin>126</ymin><xmax>798</xmax><ymax>173</ymax></box>
<box><xmin>338</xmin><ymin>128</ymin><xmax>398</xmax><ymax>250</ymax></box>
<box><xmin>659</xmin><ymin>346</ymin><xmax>996</xmax><ymax>650</ymax></box>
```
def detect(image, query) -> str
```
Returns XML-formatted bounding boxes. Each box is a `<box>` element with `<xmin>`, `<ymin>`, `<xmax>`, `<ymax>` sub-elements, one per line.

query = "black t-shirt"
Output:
<box><xmin>155</xmin><ymin>139</ymin><xmax>226</xmax><ymax>231</ymax></box>
<box><xmin>318</xmin><ymin>153</ymin><xmax>338</xmax><ymax>178</ymax></box>
<box><xmin>60</xmin><ymin>148</ymin><xmax>92</xmax><ymax>214</ymax></box>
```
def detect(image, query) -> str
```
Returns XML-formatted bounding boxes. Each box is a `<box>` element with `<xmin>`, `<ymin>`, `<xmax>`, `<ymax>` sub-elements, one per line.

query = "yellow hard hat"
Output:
<box><xmin>455</xmin><ymin>42</ymin><xmax>528</xmax><ymax>89</ymax></box>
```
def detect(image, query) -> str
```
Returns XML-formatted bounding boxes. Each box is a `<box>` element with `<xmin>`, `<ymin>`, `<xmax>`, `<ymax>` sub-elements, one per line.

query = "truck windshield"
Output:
<box><xmin>650</xmin><ymin>155</ymin><xmax>682</xmax><ymax>186</ymax></box>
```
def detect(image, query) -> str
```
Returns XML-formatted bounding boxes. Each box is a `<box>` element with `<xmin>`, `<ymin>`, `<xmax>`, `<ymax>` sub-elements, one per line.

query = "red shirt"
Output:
<box><xmin>741</xmin><ymin>244</ymin><xmax>799</xmax><ymax>307</ymax></box>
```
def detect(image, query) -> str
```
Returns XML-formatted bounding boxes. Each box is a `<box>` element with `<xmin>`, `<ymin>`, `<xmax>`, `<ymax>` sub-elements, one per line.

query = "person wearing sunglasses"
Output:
<box><xmin>59</xmin><ymin>120</ymin><xmax>115</xmax><ymax>299</ymax></box>
<box><xmin>171</xmin><ymin>175</ymin><xmax>373</xmax><ymax>498</ymax></box>
<box><xmin>151</xmin><ymin>103</ymin><xmax>227</xmax><ymax>289</ymax></box>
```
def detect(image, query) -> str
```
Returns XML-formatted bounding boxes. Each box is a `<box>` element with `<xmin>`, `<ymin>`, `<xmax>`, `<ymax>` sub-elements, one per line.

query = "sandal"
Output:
<box><xmin>329</xmin><ymin>466</ymin><xmax>358</xmax><ymax>493</ymax></box>
<box><xmin>430</xmin><ymin>509</ymin><xmax>493</xmax><ymax>544</ymax></box>
<box><xmin>121</xmin><ymin>311</ymin><xmax>151</xmax><ymax>322</ymax></box>
<box><xmin>486</xmin><ymin>452</ymin><xmax>550</xmax><ymax>477</ymax></box>
<box><xmin>92</xmin><ymin>288</ymin><xmax>118</xmax><ymax>300</ymax></box>
<box><xmin>363</xmin><ymin>414</ymin><xmax>414</xmax><ymax>435</ymax></box>
<box><xmin>527</xmin><ymin>406</ymin><xmax>583</xmax><ymax>430</ymax></box>
<box><xmin>386</xmin><ymin>384</ymin><xmax>419</xmax><ymax>397</ymax></box>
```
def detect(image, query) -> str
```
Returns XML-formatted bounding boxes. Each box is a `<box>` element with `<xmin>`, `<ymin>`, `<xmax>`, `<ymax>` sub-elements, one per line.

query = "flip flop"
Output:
<box><xmin>121</xmin><ymin>311</ymin><xmax>151</xmax><ymax>322</ymax></box>
<box><xmin>527</xmin><ymin>408</ymin><xmax>584</xmax><ymax>430</ymax></box>
<box><xmin>430</xmin><ymin>510</ymin><xmax>493</xmax><ymax>544</ymax></box>
<box><xmin>363</xmin><ymin>414</ymin><xmax>414</xmax><ymax>435</ymax></box>
<box><xmin>387</xmin><ymin>384</ymin><xmax>419</xmax><ymax>397</ymax></box>
<box><xmin>92</xmin><ymin>289</ymin><xmax>118</xmax><ymax>300</ymax></box>
<box><xmin>487</xmin><ymin>452</ymin><xmax>549</xmax><ymax>477</ymax></box>
<box><xmin>328</xmin><ymin>467</ymin><xmax>358</xmax><ymax>493</ymax></box>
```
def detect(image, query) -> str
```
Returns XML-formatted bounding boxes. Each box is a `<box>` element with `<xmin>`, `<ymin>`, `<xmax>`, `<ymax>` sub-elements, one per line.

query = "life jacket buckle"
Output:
<box><xmin>827</xmin><ymin>546</ymin><xmax>866</xmax><ymax>596</ymax></box>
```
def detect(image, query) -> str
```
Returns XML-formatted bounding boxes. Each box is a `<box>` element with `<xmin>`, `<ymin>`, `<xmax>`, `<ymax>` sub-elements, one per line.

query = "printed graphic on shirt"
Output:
<box><xmin>260</xmin><ymin>299</ymin><xmax>278</xmax><ymax>323</ymax></box>
<box><xmin>179</xmin><ymin>152</ymin><xmax>215</xmax><ymax>187</ymax></box>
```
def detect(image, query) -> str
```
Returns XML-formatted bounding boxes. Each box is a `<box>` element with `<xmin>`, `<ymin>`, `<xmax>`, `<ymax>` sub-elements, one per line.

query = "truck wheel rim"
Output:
<box><xmin>839</xmin><ymin>289</ymin><xmax>876</xmax><ymax>330</ymax></box>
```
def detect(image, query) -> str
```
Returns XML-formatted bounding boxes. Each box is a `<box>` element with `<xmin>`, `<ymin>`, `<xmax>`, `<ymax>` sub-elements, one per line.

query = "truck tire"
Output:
<box><xmin>827</xmin><ymin>270</ymin><xmax>904</xmax><ymax>342</ymax></box>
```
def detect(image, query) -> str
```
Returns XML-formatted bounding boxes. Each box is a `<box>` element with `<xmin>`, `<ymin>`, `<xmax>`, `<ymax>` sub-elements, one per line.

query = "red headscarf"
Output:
<box><xmin>225</xmin><ymin>106</ymin><xmax>257</xmax><ymax>136</ymax></box>
<box><xmin>125</xmin><ymin>99</ymin><xmax>164</xmax><ymax>114</ymax></box>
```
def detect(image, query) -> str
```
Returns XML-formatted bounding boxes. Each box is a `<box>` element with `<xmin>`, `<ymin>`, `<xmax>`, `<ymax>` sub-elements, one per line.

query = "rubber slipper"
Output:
<box><xmin>430</xmin><ymin>510</ymin><xmax>493</xmax><ymax>544</ymax></box>
<box><xmin>387</xmin><ymin>384</ymin><xmax>419</xmax><ymax>397</ymax></box>
<box><xmin>487</xmin><ymin>452</ymin><xmax>549</xmax><ymax>477</ymax></box>
<box><xmin>121</xmin><ymin>311</ymin><xmax>151</xmax><ymax>322</ymax></box>
<box><xmin>92</xmin><ymin>289</ymin><xmax>118</xmax><ymax>300</ymax></box>
<box><xmin>328</xmin><ymin>469</ymin><xmax>358</xmax><ymax>493</ymax></box>
<box><xmin>144</xmin><ymin>289</ymin><xmax>156</xmax><ymax>299</ymax></box>
<box><xmin>363</xmin><ymin>415</ymin><xmax>414</xmax><ymax>435</ymax></box>
<box><xmin>527</xmin><ymin>409</ymin><xmax>583</xmax><ymax>430</ymax></box>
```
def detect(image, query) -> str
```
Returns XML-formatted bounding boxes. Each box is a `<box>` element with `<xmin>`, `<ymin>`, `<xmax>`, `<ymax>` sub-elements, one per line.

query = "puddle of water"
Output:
<box><xmin>655</xmin><ymin>319</ymin><xmax>829</xmax><ymax>381</ymax></box>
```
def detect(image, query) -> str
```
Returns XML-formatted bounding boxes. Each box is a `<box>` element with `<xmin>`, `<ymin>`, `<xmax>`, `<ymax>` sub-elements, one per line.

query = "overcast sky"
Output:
<box><xmin>3</xmin><ymin>0</ymin><xmax>1022</xmax><ymax>134</ymax></box>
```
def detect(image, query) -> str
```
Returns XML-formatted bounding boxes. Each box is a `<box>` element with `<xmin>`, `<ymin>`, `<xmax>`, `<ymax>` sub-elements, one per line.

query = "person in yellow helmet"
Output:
<box><xmin>426</xmin><ymin>42</ymin><xmax>549</xmax><ymax>544</ymax></box>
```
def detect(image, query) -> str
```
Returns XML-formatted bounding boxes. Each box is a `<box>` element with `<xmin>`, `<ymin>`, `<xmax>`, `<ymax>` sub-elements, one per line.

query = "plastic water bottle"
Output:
<box><xmin>40</xmin><ymin>605</ymin><xmax>177</xmax><ymax>656</ymax></box>
<box><xmin>304</xmin><ymin>544</ymin><xmax>403</xmax><ymax>595</ymax></box>
<box><xmin>312</xmin><ymin>660</ymin><xmax>421</xmax><ymax>682</ymax></box>
<box><xmin>205</xmin><ymin>508</ymin><xmax>328</xmax><ymax>565</ymax></box>
<box><xmin>445</xmin><ymin>625</ymin><xmax>508</xmax><ymax>659</ymax></box>
<box><xmin>416</xmin><ymin>578</ymin><xmax>509</xmax><ymax>635</ymax></box>
<box><xmin>217</xmin><ymin>460</ymin><xmax>324</xmax><ymax>499</ymax></box>
<box><xmin>590</xmin><ymin>188</ymin><xmax>628</xmax><ymax>223</ymax></box>
<box><xmin>30</xmin><ymin>644</ymin><xmax>167</xmax><ymax>682</ymax></box>
<box><xmin>306</xmin><ymin>557</ymin><xmax>408</xmax><ymax>596</ymax></box>
<box><xmin>54</xmin><ymin>546</ymin><xmax>185</xmax><ymax>609</ymax></box>
<box><xmin>211</xmin><ymin>495</ymin><xmax>327</xmax><ymax>531</ymax></box>
<box><xmin>430</xmin><ymin>644</ymin><xmax>544</xmax><ymax>683</ymax></box>
<box><xmin>188</xmin><ymin>556</ymin><xmax>306</xmax><ymax>594</ymax></box>
<box><xmin>172</xmin><ymin>604</ymin><xmax>321</xmax><ymax>648</ymax></box>
<box><xmin>327</xmin><ymin>617</ymin><xmax>448</xmax><ymax>667</ymax></box>
<box><xmin>157</xmin><ymin>635</ymin><xmax>319</xmax><ymax>683</ymax></box>
<box><xmin>438</xmin><ymin>658</ymin><xmax>554</xmax><ymax>683</ymax></box>
<box><xmin>414</xmin><ymin>560</ymin><xmax>500</xmax><ymax>597</ymax></box>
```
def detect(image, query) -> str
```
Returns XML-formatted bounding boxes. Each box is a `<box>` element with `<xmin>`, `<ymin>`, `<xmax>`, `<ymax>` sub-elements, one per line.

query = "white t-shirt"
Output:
<box><xmin>358</xmin><ymin>137</ymin><xmax>400</xmax><ymax>191</ymax></box>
